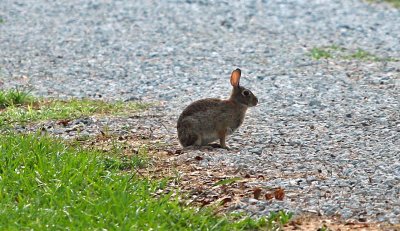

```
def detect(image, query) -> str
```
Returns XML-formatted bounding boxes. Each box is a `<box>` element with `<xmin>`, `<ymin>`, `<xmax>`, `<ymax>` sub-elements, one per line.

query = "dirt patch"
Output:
<box><xmin>286</xmin><ymin>215</ymin><xmax>399</xmax><ymax>230</ymax></box>
<box><xmin>75</xmin><ymin>132</ymin><xmax>399</xmax><ymax>230</ymax></box>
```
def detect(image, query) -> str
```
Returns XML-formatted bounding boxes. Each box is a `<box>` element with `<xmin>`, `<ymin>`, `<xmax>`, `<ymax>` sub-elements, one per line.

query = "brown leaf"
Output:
<box><xmin>219</xmin><ymin>197</ymin><xmax>232</xmax><ymax>205</ymax></box>
<box><xmin>118</xmin><ymin>136</ymin><xmax>125</xmax><ymax>141</ymax></box>
<box><xmin>158</xmin><ymin>151</ymin><xmax>169</xmax><ymax>156</ymax></box>
<box><xmin>194</xmin><ymin>156</ymin><xmax>204</xmax><ymax>161</ymax></box>
<box><xmin>253</xmin><ymin>187</ymin><xmax>262</xmax><ymax>199</ymax></box>
<box><xmin>244</xmin><ymin>173</ymin><xmax>251</xmax><ymax>178</ymax></box>
<box><xmin>274</xmin><ymin>188</ymin><xmax>285</xmax><ymax>200</ymax></box>
<box><xmin>257</xmin><ymin>175</ymin><xmax>265</xmax><ymax>180</ymax></box>
<box><xmin>57</xmin><ymin>119</ymin><xmax>70</xmax><ymax>127</ymax></box>
<box><xmin>265</xmin><ymin>193</ymin><xmax>273</xmax><ymax>200</ymax></box>
<box><xmin>358</xmin><ymin>217</ymin><xmax>367</xmax><ymax>222</ymax></box>
<box><xmin>289</xmin><ymin>219</ymin><xmax>302</xmax><ymax>226</ymax></box>
<box><xmin>220</xmin><ymin>185</ymin><xmax>228</xmax><ymax>193</ymax></box>
<box><xmin>200</xmin><ymin>198</ymin><xmax>212</xmax><ymax>207</ymax></box>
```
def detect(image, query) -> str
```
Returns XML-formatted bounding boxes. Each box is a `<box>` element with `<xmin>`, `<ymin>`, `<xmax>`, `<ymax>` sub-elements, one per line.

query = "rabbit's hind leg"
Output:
<box><xmin>178</xmin><ymin>130</ymin><xmax>200</xmax><ymax>147</ymax></box>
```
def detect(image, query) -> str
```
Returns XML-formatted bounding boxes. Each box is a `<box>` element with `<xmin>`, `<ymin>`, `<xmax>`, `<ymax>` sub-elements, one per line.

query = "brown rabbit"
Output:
<box><xmin>177</xmin><ymin>68</ymin><xmax>258</xmax><ymax>149</ymax></box>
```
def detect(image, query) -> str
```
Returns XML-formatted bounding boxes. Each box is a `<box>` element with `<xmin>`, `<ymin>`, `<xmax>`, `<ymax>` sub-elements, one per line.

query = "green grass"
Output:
<box><xmin>0</xmin><ymin>17</ymin><xmax>4</xmax><ymax>24</ymax></box>
<box><xmin>0</xmin><ymin>133</ymin><xmax>288</xmax><ymax>230</ymax></box>
<box><xmin>368</xmin><ymin>0</ymin><xmax>400</xmax><ymax>7</ymax></box>
<box><xmin>347</xmin><ymin>48</ymin><xmax>374</xmax><ymax>60</ymax></box>
<box><xmin>214</xmin><ymin>177</ymin><xmax>242</xmax><ymax>186</ymax></box>
<box><xmin>385</xmin><ymin>0</ymin><xmax>400</xmax><ymax>7</ymax></box>
<box><xmin>318</xmin><ymin>224</ymin><xmax>330</xmax><ymax>231</ymax></box>
<box><xmin>342</xmin><ymin>48</ymin><xmax>388</xmax><ymax>61</ymax></box>
<box><xmin>0</xmin><ymin>90</ymin><xmax>149</xmax><ymax>127</ymax></box>
<box><xmin>0</xmin><ymin>88</ymin><xmax>34</xmax><ymax>109</ymax></box>
<box><xmin>309</xmin><ymin>45</ymin><xmax>398</xmax><ymax>61</ymax></box>
<box><xmin>310</xmin><ymin>48</ymin><xmax>333</xmax><ymax>60</ymax></box>
<box><xmin>0</xmin><ymin>90</ymin><xmax>293</xmax><ymax>229</ymax></box>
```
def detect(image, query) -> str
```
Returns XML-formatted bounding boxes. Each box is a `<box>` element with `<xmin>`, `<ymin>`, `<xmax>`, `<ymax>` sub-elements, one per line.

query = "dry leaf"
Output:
<box><xmin>265</xmin><ymin>193</ymin><xmax>273</xmax><ymax>200</ymax></box>
<box><xmin>200</xmin><ymin>198</ymin><xmax>212</xmax><ymax>207</ymax></box>
<box><xmin>219</xmin><ymin>197</ymin><xmax>232</xmax><ymax>205</ymax></box>
<box><xmin>253</xmin><ymin>187</ymin><xmax>262</xmax><ymax>199</ymax></box>
<box><xmin>274</xmin><ymin>188</ymin><xmax>285</xmax><ymax>200</ymax></box>
<box><xmin>194</xmin><ymin>156</ymin><xmax>204</xmax><ymax>161</ymax></box>
<box><xmin>358</xmin><ymin>218</ymin><xmax>367</xmax><ymax>222</ymax></box>
<box><xmin>257</xmin><ymin>175</ymin><xmax>265</xmax><ymax>180</ymax></box>
<box><xmin>57</xmin><ymin>119</ymin><xmax>70</xmax><ymax>127</ymax></box>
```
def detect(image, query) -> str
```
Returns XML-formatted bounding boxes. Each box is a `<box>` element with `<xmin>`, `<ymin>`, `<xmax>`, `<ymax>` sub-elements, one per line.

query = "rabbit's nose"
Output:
<box><xmin>253</xmin><ymin>97</ymin><xmax>258</xmax><ymax>106</ymax></box>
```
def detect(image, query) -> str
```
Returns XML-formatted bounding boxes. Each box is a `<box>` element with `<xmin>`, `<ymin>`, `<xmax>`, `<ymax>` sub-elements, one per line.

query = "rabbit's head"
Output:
<box><xmin>229</xmin><ymin>69</ymin><xmax>258</xmax><ymax>107</ymax></box>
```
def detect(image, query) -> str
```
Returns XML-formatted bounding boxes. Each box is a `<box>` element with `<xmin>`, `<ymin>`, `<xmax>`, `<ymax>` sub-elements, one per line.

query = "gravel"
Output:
<box><xmin>1</xmin><ymin>0</ymin><xmax>399</xmax><ymax>224</ymax></box>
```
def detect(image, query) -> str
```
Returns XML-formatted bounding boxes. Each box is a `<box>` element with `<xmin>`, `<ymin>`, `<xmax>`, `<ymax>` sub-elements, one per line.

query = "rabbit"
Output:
<box><xmin>177</xmin><ymin>68</ymin><xmax>258</xmax><ymax>149</ymax></box>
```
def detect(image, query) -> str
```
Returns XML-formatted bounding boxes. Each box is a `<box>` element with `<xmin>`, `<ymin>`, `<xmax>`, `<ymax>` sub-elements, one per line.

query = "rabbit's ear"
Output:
<box><xmin>230</xmin><ymin>68</ymin><xmax>241</xmax><ymax>87</ymax></box>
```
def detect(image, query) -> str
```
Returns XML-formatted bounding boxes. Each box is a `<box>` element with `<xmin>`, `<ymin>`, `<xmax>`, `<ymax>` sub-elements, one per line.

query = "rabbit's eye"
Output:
<box><xmin>242</xmin><ymin>90</ymin><xmax>250</xmax><ymax>96</ymax></box>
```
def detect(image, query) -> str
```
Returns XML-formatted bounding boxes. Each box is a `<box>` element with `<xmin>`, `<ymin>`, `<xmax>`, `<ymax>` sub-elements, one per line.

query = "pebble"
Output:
<box><xmin>0</xmin><ymin>0</ymin><xmax>399</xmax><ymax>224</ymax></box>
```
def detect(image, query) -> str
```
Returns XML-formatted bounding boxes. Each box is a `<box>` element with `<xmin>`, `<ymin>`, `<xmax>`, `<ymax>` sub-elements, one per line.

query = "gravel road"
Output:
<box><xmin>1</xmin><ymin>0</ymin><xmax>399</xmax><ymax>224</ymax></box>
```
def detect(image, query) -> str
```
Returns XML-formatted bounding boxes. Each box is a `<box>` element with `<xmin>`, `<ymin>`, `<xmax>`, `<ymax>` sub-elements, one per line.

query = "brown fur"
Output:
<box><xmin>177</xmin><ymin>69</ymin><xmax>258</xmax><ymax>148</ymax></box>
